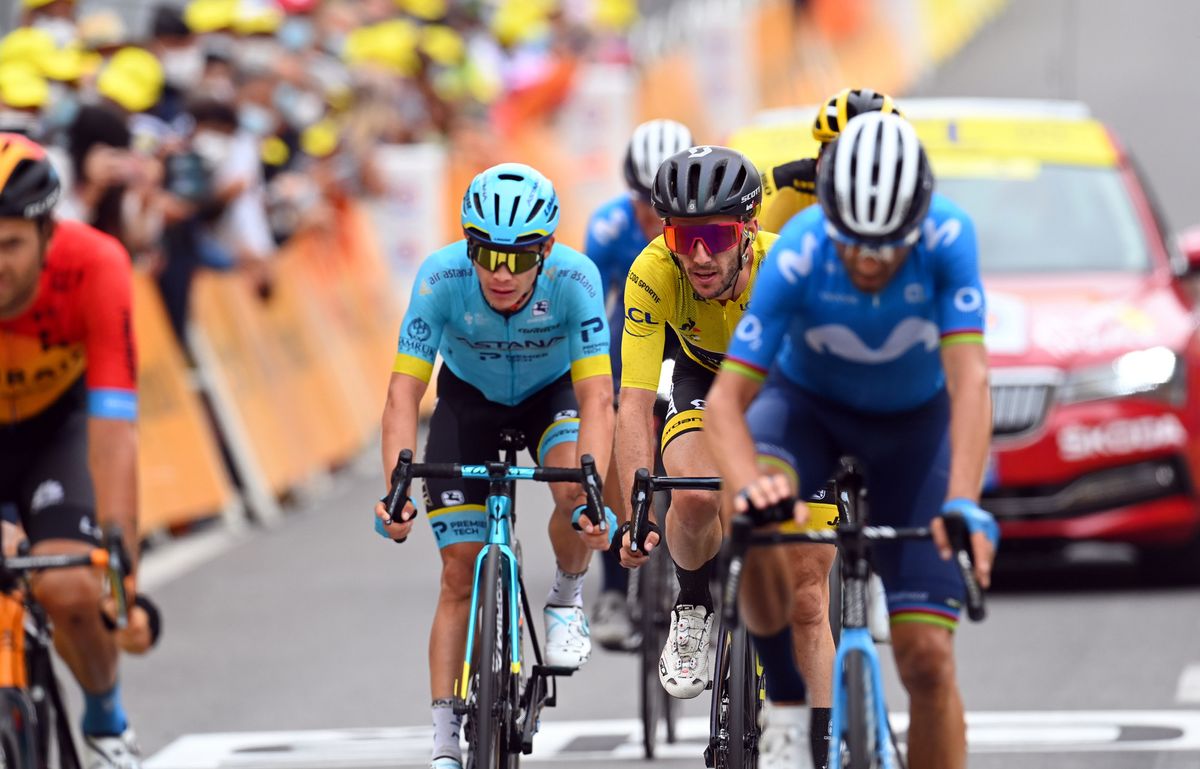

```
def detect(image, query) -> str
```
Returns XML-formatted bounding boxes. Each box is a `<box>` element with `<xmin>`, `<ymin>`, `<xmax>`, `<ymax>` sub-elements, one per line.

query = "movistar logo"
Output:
<box><xmin>804</xmin><ymin>318</ymin><xmax>939</xmax><ymax>364</ymax></box>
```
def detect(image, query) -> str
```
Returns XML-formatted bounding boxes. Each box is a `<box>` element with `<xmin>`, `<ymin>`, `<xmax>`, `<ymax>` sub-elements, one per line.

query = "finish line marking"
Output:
<box><xmin>147</xmin><ymin>711</ymin><xmax>1200</xmax><ymax>768</ymax></box>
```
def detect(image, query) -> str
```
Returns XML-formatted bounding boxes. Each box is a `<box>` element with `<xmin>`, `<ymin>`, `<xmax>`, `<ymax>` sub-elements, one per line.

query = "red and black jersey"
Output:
<box><xmin>0</xmin><ymin>219</ymin><xmax>137</xmax><ymax>425</ymax></box>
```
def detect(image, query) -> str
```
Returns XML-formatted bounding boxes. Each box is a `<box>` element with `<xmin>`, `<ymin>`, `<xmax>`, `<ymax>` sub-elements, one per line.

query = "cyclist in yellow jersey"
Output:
<box><xmin>759</xmin><ymin>88</ymin><xmax>904</xmax><ymax>234</ymax></box>
<box><xmin>612</xmin><ymin>149</ymin><xmax>834</xmax><ymax>746</ymax></box>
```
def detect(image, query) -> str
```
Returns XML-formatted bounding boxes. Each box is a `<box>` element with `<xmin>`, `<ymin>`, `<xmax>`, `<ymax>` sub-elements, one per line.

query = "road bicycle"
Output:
<box><xmin>628</xmin><ymin>472</ymin><xmax>760</xmax><ymax>769</ymax></box>
<box><xmin>0</xmin><ymin>525</ymin><xmax>131</xmax><ymax>769</ymax></box>
<box><xmin>719</xmin><ymin>462</ymin><xmax>986</xmax><ymax>769</ymax></box>
<box><xmin>384</xmin><ymin>430</ymin><xmax>606</xmax><ymax>769</ymax></box>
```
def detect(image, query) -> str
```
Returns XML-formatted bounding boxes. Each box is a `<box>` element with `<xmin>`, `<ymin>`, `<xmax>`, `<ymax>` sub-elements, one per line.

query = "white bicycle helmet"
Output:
<box><xmin>624</xmin><ymin>118</ymin><xmax>694</xmax><ymax>200</ymax></box>
<box><xmin>816</xmin><ymin>112</ymin><xmax>932</xmax><ymax>246</ymax></box>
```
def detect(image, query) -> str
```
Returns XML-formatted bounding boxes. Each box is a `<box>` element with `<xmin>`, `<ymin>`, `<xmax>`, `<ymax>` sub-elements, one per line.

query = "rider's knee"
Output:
<box><xmin>789</xmin><ymin>578</ymin><xmax>828</xmax><ymax>630</ymax></box>
<box><xmin>33</xmin><ymin>568</ymin><xmax>100</xmax><ymax>623</ymax></box>
<box><xmin>669</xmin><ymin>489</ymin><xmax>719</xmax><ymax>530</ymax></box>
<box><xmin>439</xmin><ymin>552</ymin><xmax>479</xmax><ymax>602</ymax></box>
<box><xmin>894</xmin><ymin>626</ymin><xmax>956</xmax><ymax>696</ymax></box>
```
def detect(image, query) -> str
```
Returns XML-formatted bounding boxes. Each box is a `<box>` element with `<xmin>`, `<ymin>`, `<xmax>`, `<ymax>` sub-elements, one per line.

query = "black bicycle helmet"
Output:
<box><xmin>651</xmin><ymin>145</ymin><xmax>761</xmax><ymax>219</ymax></box>
<box><xmin>812</xmin><ymin>87</ymin><xmax>903</xmax><ymax>144</ymax></box>
<box><xmin>0</xmin><ymin>133</ymin><xmax>60</xmax><ymax>220</ymax></box>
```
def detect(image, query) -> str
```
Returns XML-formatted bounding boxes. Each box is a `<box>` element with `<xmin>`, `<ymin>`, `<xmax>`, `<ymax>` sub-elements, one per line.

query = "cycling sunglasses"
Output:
<box><xmin>467</xmin><ymin>239</ymin><xmax>545</xmax><ymax>274</ymax></box>
<box><xmin>824</xmin><ymin>221</ymin><xmax>921</xmax><ymax>252</ymax></box>
<box><xmin>663</xmin><ymin>221</ymin><xmax>746</xmax><ymax>256</ymax></box>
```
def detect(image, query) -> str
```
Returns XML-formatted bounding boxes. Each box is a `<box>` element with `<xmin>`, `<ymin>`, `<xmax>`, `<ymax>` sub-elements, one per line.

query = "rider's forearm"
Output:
<box><xmin>944</xmin><ymin>355</ymin><xmax>992</xmax><ymax>502</ymax></box>
<box><xmin>614</xmin><ymin>388</ymin><xmax>657</xmax><ymax>523</ymax></box>
<box><xmin>380</xmin><ymin>375</ymin><xmax>426</xmax><ymax>494</ymax></box>
<box><xmin>88</xmin><ymin>417</ymin><xmax>139</xmax><ymax>573</ymax></box>
<box><xmin>574</xmin><ymin>379</ymin><xmax>614</xmax><ymax>482</ymax></box>
<box><xmin>705</xmin><ymin>373</ymin><xmax>764</xmax><ymax>507</ymax></box>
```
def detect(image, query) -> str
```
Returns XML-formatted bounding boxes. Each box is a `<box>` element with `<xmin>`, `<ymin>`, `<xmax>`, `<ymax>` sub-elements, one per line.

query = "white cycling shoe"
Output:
<box><xmin>658</xmin><ymin>604</ymin><xmax>713</xmax><ymax>699</ymax></box>
<box><xmin>543</xmin><ymin>605</ymin><xmax>592</xmax><ymax>668</ymax></box>
<box><xmin>759</xmin><ymin>702</ymin><xmax>813</xmax><ymax>769</ymax></box>
<box><xmin>83</xmin><ymin>728</ymin><xmax>143</xmax><ymax>769</ymax></box>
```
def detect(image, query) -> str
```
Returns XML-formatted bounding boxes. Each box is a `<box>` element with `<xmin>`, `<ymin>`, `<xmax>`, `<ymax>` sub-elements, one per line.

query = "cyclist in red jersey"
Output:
<box><xmin>0</xmin><ymin>133</ymin><xmax>151</xmax><ymax>769</ymax></box>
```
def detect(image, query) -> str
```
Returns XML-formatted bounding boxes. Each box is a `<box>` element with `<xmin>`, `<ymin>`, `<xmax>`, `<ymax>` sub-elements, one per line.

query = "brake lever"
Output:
<box><xmin>941</xmin><ymin>513</ymin><xmax>987</xmax><ymax>622</ymax></box>
<box><xmin>629</xmin><ymin>468</ymin><xmax>650</xmax><ymax>553</ymax></box>
<box><xmin>102</xmin><ymin>525</ymin><xmax>130</xmax><ymax>630</ymax></box>
<box><xmin>580</xmin><ymin>454</ymin><xmax>605</xmax><ymax>530</ymax></box>
<box><xmin>384</xmin><ymin>448</ymin><xmax>417</xmax><ymax>542</ymax></box>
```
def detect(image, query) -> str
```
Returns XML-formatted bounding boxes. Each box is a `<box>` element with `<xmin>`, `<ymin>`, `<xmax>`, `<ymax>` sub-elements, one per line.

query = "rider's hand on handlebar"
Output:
<box><xmin>571</xmin><ymin>503</ymin><xmax>616</xmax><ymax>551</ymax></box>
<box><xmin>375</xmin><ymin>498</ymin><xmax>417</xmax><ymax>542</ymax></box>
<box><xmin>619</xmin><ymin>524</ymin><xmax>660</xmax><ymax>569</ymax></box>
<box><xmin>733</xmin><ymin>474</ymin><xmax>809</xmax><ymax>527</ymax></box>
<box><xmin>931</xmin><ymin>498</ymin><xmax>999</xmax><ymax>589</ymax></box>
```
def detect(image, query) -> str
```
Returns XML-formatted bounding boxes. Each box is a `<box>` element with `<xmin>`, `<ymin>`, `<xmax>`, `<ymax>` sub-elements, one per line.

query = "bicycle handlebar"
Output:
<box><xmin>384</xmin><ymin>449</ymin><xmax>607</xmax><ymax>542</ymax></box>
<box><xmin>627</xmin><ymin>471</ymin><xmax>721</xmax><ymax>553</ymax></box>
<box><xmin>1</xmin><ymin>524</ymin><xmax>132</xmax><ymax>630</ymax></box>
<box><xmin>720</xmin><ymin>504</ymin><xmax>986</xmax><ymax>627</ymax></box>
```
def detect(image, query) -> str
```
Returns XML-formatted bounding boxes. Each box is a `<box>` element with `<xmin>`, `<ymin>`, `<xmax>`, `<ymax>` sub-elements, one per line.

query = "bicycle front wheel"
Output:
<box><xmin>468</xmin><ymin>546</ymin><xmax>512</xmax><ymax>769</ymax></box>
<box><xmin>842</xmin><ymin>649</ymin><xmax>882</xmax><ymax>769</ymax></box>
<box><xmin>726</xmin><ymin>625</ymin><xmax>760</xmax><ymax>769</ymax></box>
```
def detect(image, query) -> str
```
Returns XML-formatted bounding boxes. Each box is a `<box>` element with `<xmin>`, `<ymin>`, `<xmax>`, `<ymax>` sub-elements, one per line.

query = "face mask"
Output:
<box><xmin>278</xmin><ymin>18</ymin><xmax>315</xmax><ymax>52</ymax></box>
<box><xmin>32</xmin><ymin>17</ymin><xmax>76</xmax><ymax>47</ymax></box>
<box><xmin>238</xmin><ymin>104</ymin><xmax>275</xmax><ymax>137</ymax></box>
<box><xmin>41</xmin><ymin>84</ymin><xmax>80</xmax><ymax>130</ymax></box>
<box><xmin>161</xmin><ymin>46</ymin><xmax>204</xmax><ymax>89</ymax></box>
<box><xmin>192</xmin><ymin>130</ymin><xmax>232</xmax><ymax>167</ymax></box>
<box><xmin>273</xmin><ymin>84</ymin><xmax>324</xmax><ymax>130</ymax></box>
<box><xmin>236</xmin><ymin>39</ymin><xmax>279</xmax><ymax>73</ymax></box>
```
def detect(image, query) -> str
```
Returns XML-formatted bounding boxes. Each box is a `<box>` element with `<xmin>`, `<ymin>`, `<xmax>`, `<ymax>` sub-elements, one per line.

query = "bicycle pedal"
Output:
<box><xmin>533</xmin><ymin>664</ymin><xmax>576</xmax><ymax>677</ymax></box>
<box><xmin>452</xmin><ymin>698</ymin><xmax>469</xmax><ymax>716</ymax></box>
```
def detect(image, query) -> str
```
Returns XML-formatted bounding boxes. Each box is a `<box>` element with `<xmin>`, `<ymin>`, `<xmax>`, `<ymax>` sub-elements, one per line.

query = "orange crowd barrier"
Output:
<box><xmin>132</xmin><ymin>272</ymin><xmax>235</xmax><ymax>534</ymax></box>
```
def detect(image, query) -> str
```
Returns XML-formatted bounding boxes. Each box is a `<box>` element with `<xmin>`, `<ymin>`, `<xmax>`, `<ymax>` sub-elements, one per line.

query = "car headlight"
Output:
<box><xmin>1057</xmin><ymin>346</ymin><xmax>1185</xmax><ymax>405</ymax></box>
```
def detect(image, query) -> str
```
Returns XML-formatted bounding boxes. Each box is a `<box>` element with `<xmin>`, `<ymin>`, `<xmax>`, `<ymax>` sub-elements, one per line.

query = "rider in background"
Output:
<box><xmin>374</xmin><ymin>163</ymin><xmax>616</xmax><ymax>769</ymax></box>
<box><xmin>583</xmin><ymin>117</ymin><xmax>691</xmax><ymax>650</ymax></box>
<box><xmin>706</xmin><ymin>113</ymin><xmax>998</xmax><ymax>769</ymax></box>
<box><xmin>0</xmin><ymin>133</ymin><xmax>154</xmax><ymax>769</ymax></box>
<box><xmin>759</xmin><ymin>88</ymin><xmax>903</xmax><ymax>234</ymax></box>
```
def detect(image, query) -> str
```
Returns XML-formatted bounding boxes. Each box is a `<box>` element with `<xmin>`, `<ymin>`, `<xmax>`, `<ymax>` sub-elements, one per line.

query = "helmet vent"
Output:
<box><xmin>508</xmin><ymin>196</ymin><xmax>521</xmax><ymax>226</ymax></box>
<box><xmin>525</xmin><ymin>198</ymin><xmax>544</xmax><ymax>223</ymax></box>
<box><xmin>472</xmin><ymin>192</ymin><xmax>484</xmax><ymax>218</ymax></box>
<box><xmin>497</xmin><ymin>173</ymin><xmax>524</xmax><ymax>182</ymax></box>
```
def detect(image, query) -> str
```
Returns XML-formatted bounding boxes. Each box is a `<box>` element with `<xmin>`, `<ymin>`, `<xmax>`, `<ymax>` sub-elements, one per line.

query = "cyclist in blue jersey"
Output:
<box><xmin>706</xmin><ymin>114</ymin><xmax>999</xmax><ymax>769</ymax></box>
<box><xmin>374</xmin><ymin>163</ymin><xmax>617</xmax><ymax>769</ymax></box>
<box><xmin>583</xmin><ymin>118</ymin><xmax>692</xmax><ymax>649</ymax></box>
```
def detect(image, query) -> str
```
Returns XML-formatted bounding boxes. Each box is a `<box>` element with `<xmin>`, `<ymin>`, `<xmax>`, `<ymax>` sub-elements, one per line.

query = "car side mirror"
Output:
<box><xmin>1176</xmin><ymin>225</ymin><xmax>1200</xmax><ymax>275</ymax></box>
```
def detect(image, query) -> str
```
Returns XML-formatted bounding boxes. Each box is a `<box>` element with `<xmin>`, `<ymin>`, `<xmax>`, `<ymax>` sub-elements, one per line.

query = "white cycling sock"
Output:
<box><xmin>431</xmin><ymin>699</ymin><xmax>462</xmax><ymax>762</ymax></box>
<box><xmin>546</xmin><ymin>566</ymin><xmax>586</xmax><ymax>607</ymax></box>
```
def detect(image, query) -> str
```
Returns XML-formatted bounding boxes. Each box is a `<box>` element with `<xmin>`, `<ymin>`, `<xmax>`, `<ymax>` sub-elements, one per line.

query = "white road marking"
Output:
<box><xmin>1177</xmin><ymin>663</ymin><xmax>1200</xmax><ymax>703</ymax></box>
<box><xmin>138</xmin><ymin>528</ymin><xmax>247</xmax><ymax>592</ymax></box>
<box><xmin>146</xmin><ymin>711</ymin><xmax>1200</xmax><ymax>768</ymax></box>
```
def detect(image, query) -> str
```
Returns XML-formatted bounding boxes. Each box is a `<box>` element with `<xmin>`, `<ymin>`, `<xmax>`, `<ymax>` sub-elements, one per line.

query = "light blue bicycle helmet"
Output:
<box><xmin>461</xmin><ymin>162</ymin><xmax>560</xmax><ymax>247</ymax></box>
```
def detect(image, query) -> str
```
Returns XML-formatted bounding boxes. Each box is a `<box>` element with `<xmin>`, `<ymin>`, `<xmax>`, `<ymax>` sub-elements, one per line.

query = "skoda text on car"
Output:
<box><xmin>730</xmin><ymin>99</ymin><xmax>1200</xmax><ymax>576</ymax></box>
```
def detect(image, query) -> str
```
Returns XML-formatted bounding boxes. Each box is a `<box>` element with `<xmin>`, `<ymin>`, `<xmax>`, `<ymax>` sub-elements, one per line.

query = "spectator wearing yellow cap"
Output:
<box><xmin>0</xmin><ymin>61</ymin><xmax>49</xmax><ymax>136</ymax></box>
<box><xmin>21</xmin><ymin>0</ymin><xmax>77</xmax><ymax>48</ymax></box>
<box><xmin>96</xmin><ymin>47</ymin><xmax>164</xmax><ymax>116</ymax></box>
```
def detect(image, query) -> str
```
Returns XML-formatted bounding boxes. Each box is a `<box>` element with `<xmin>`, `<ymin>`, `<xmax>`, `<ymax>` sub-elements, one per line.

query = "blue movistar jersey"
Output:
<box><xmin>584</xmin><ymin>194</ymin><xmax>653</xmax><ymax>386</ymax></box>
<box><xmin>725</xmin><ymin>193</ymin><xmax>985</xmax><ymax>413</ymax></box>
<box><xmin>585</xmin><ymin>194</ymin><xmax>650</xmax><ymax>300</ymax></box>
<box><xmin>393</xmin><ymin>241</ymin><xmax>612</xmax><ymax>406</ymax></box>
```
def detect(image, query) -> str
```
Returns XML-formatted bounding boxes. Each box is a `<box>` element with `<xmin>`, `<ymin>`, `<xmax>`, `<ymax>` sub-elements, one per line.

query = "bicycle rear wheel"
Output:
<box><xmin>467</xmin><ymin>546</ymin><xmax>512</xmax><ymax>769</ymax></box>
<box><xmin>842</xmin><ymin>649</ymin><xmax>882</xmax><ymax>769</ymax></box>
<box><xmin>726</xmin><ymin>626</ymin><xmax>760</xmax><ymax>769</ymax></box>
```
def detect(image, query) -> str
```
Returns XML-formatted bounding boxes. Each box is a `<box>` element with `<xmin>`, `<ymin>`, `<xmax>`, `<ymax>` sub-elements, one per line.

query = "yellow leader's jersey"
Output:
<box><xmin>620</xmin><ymin>231</ymin><xmax>779</xmax><ymax>391</ymax></box>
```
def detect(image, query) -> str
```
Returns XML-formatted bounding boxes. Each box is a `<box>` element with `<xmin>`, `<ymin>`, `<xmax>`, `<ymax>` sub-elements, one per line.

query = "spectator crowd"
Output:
<box><xmin>0</xmin><ymin>0</ymin><xmax>638</xmax><ymax>343</ymax></box>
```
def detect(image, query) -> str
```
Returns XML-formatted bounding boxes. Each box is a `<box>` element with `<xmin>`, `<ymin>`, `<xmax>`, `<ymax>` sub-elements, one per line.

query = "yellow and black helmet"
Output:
<box><xmin>811</xmin><ymin>88</ymin><xmax>903</xmax><ymax>144</ymax></box>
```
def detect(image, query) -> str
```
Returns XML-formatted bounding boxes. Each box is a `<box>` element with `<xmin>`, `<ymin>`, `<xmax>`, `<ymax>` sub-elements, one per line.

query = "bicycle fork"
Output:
<box><xmin>459</xmin><ymin>497</ymin><xmax>522</xmax><ymax>700</ymax></box>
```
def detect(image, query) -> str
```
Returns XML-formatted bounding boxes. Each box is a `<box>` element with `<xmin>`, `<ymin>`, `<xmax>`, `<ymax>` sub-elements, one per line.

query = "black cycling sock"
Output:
<box><xmin>748</xmin><ymin>626</ymin><xmax>808</xmax><ymax>702</ymax></box>
<box><xmin>674</xmin><ymin>558</ymin><xmax>715</xmax><ymax>611</ymax></box>
<box><xmin>600</xmin><ymin>545</ymin><xmax>629</xmax><ymax>594</ymax></box>
<box><xmin>810</xmin><ymin>707</ymin><xmax>831</xmax><ymax>769</ymax></box>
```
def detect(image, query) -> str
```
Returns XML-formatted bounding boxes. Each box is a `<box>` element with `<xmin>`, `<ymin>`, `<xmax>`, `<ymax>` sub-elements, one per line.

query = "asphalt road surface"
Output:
<box><xmin>127</xmin><ymin>2</ymin><xmax>1200</xmax><ymax>768</ymax></box>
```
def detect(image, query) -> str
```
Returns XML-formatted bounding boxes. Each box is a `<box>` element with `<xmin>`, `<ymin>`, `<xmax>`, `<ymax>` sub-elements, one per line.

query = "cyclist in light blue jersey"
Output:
<box><xmin>706</xmin><ymin>114</ymin><xmax>999</xmax><ymax>769</ymax></box>
<box><xmin>375</xmin><ymin>163</ymin><xmax>617</xmax><ymax>769</ymax></box>
<box><xmin>583</xmin><ymin>118</ymin><xmax>692</xmax><ymax>649</ymax></box>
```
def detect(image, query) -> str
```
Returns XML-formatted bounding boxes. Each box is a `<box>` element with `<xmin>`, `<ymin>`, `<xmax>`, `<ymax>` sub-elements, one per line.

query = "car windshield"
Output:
<box><xmin>934</xmin><ymin>163</ymin><xmax>1151</xmax><ymax>274</ymax></box>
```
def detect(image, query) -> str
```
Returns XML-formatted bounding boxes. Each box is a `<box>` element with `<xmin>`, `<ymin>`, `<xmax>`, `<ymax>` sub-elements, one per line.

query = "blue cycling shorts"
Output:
<box><xmin>746</xmin><ymin>374</ymin><xmax>965</xmax><ymax>629</ymax></box>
